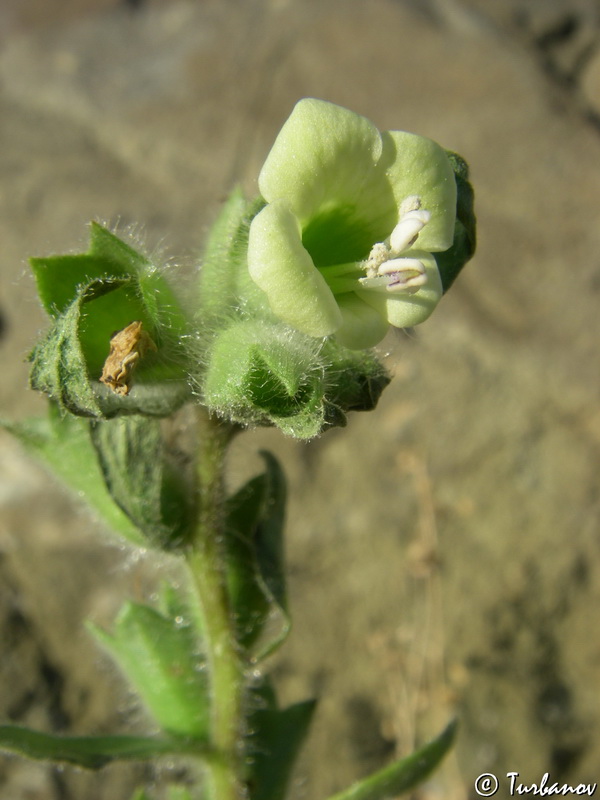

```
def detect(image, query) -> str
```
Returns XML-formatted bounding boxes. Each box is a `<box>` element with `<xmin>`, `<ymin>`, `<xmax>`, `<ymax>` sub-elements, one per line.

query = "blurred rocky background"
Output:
<box><xmin>1</xmin><ymin>0</ymin><xmax>600</xmax><ymax>798</ymax></box>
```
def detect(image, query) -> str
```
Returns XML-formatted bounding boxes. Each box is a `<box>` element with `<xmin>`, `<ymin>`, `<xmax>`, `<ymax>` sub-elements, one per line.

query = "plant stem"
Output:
<box><xmin>186</xmin><ymin>410</ymin><xmax>245</xmax><ymax>800</ymax></box>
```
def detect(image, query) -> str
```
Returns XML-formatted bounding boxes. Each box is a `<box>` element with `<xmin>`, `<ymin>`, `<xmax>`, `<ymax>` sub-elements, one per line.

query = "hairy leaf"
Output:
<box><xmin>247</xmin><ymin>680</ymin><xmax>316</xmax><ymax>800</ymax></box>
<box><xmin>0</xmin><ymin>726</ymin><xmax>202</xmax><ymax>770</ymax></box>
<box><xmin>1</xmin><ymin>406</ymin><xmax>144</xmax><ymax>545</ymax></box>
<box><xmin>90</xmin><ymin>415</ymin><xmax>193</xmax><ymax>549</ymax></box>
<box><xmin>90</xmin><ymin>601</ymin><xmax>210</xmax><ymax>739</ymax></box>
<box><xmin>224</xmin><ymin>451</ymin><xmax>289</xmax><ymax>658</ymax></box>
<box><xmin>325</xmin><ymin>720</ymin><xmax>458</xmax><ymax>800</ymax></box>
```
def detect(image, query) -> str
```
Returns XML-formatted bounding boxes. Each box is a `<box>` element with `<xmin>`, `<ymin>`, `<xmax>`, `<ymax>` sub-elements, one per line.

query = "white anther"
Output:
<box><xmin>389</xmin><ymin>210</ymin><xmax>431</xmax><ymax>254</ymax></box>
<box><xmin>382</xmin><ymin>258</ymin><xmax>427</xmax><ymax>293</ymax></box>
<box><xmin>359</xmin><ymin>258</ymin><xmax>427</xmax><ymax>294</ymax></box>
<box><xmin>385</xmin><ymin>271</ymin><xmax>428</xmax><ymax>293</ymax></box>
<box><xmin>361</xmin><ymin>196</ymin><xmax>431</xmax><ymax>293</ymax></box>
<box><xmin>378</xmin><ymin>257</ymin><xmax>426</xmax><ymax>277</ymax></box>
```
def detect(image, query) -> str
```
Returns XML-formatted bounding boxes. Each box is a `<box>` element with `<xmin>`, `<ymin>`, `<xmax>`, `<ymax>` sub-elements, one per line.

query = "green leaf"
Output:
<box><xmin>224</xmin><ymin>452</ymin><xmax>289</xmax><ymax>658</ymax></box>
<box><xmin>1</xmin><ymin>406</ymin><xmax>145</xmax><ymax>545</ymax></box>
<box><xmin>90</xmin><ymin>601</ymin><xmax>210</xmax><ymax>739</ymax></box>
<box><xmin>0</xmin><ymin>726</ymin><xmax>202</xmax><ymax>770</ymax></box>
<box><xmin>247</xmin><ymin>680</ymin><xmax>316</xmax><ymax>800</ymax></box>
<box><xmin>253</xmin><ymin>452</ymin><xmax>287</xmax><ymax>616</ymax></box>
<box><xmin>90</xmin><ymin>415</ymin><xmax>193</xmax><ymax>549</ymax></box>
<box><xmin>158</xmin><ymin>581</ymin><xmax>194</xmax><ymax>622</ymax></box>
<box><xmin>325</xmin><ymin>720</ymin><xmax>458</xmax><ymax>800</ymax></box>
<box><xmin>224</xmin><ymin>474</ymin><xmax>269</xmax><ymax>648</ymax></box>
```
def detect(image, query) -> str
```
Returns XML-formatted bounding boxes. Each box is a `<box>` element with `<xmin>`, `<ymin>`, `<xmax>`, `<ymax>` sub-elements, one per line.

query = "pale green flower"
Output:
<box><xmin>248</xmin><ymin>99</ymin><xmax>457</xmax><ymax>349</ymax></box>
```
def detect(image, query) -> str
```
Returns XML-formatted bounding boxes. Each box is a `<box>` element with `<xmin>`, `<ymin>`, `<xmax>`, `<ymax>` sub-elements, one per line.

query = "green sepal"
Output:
<box><xmin>1</xmin><ymin>406</ymin><xmax>144</xmax><ymax>545</ymax></box>
<box><xmin>202</xmin><ymin>319</ymin><xmax>325</xmax><ymax>439</ymax></box>
<box><xmin>94</xmin><ymin>381</ymin><xmax>191</xmax><ymax>419</ymax></box>
<box><xmin>90</xmin><ymin>415</ymin><xmax>193</xmax><ymax>549</ymax></box>
<box><xmin>29</xmin><ymin>278</ymin><xmax>128</xmax><ymax>418</ymax></box>
<box><xmin>0</xmin><ymin>726</ymin><xmax>204</xmax><ymax>770</ymax></box>
<box><xmin>325</xmin><ymin>719</ymin><xmax>458</xmax><ymax>800</ymax></box>
<box><xmin>436</xmin><ymin>151</ymin><xmax>476</xmax><ymax>292</ymax></box>
<box><xmin>29</xmin><ymin>225</ymin><xmax>191</xmax><ymax>418</ymax></box>
<box><xmin>31</xmin><ymin>222</ymin><xmax>144</xmax><ymax>317</ymax></box>
<box><xmin>224</xmin><ymin>452</ymin><xmax>289</xmax><ymax>658</ymax></box>
<box><xmin>89</xmin><ymin>601</ymin><xmax>210</xmax><ymax>740</ymax></box>
<box><xmin>246</xmin><ymin>679</ymin><xmax>316</xmax><ymax>800</ymax></box>
<box><xmin>32</xmin><ymin>222</ymin><xmax>189</xmax><ymax>337</ymax></box>
<box><xmin>321</xmin><ymin>341</ymin><xmax>391</xmax><ymax>428</ymax></box>
<box><xmin>198</xmin><ymin>189</ymin><xmax>268</xmax><ymax>323</ymax></box>
<box><xmin>199</xmin><ymin>186</ymin><xmax>247</xmax><ymax>317</ymax></box>
<box><xmin>29</xmin><ymin>277</ymin><xmax>189</xmax><ymax>419</ymax></box>
<box><xmin>91</xmin><ymin>227</ymin><xmax>192</xmax><ymax>345</ymax></box>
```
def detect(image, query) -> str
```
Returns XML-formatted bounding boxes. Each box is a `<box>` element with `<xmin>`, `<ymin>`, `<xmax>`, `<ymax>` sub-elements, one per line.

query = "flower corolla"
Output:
<box><xmin>248</xmin><ymin>99</ymin><xmax>458</xmax><ymax>349</ymax></box>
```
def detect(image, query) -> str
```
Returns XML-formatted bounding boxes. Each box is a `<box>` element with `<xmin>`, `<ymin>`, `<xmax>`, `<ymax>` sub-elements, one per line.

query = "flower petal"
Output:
<box><xmin>357</xmin><ymin>251</ymin><xmax>443</xmax><ymax>328</ymax></box>
<box><xmin>382</xmin><ymin>131</ymin><xmax>456</xmax><ymax>252</ymax></box>
<box><xmin>248</xmin><ymin>199</ymin><xmax>342</xmax><ymax>337</ymax></box>
<box><xmin>259</xmin><ymin>99</ymin><xmax>397</xmax><ymax>253</ymax></box>
<box><xmin>335</xmin><ymin>293</ymin><xmax>390</xmax><ymax>349</ymax></box>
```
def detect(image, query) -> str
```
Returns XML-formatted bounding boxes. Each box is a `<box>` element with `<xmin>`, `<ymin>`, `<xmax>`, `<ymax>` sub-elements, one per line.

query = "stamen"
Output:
<box><xmin>389</xmin><ymin>210</ymin><xmax>431</xmax><ymax>254</ymax></box>
<box><xmin>378</xmin><ymin>257</ymin><xmax>426</xmax><ymax>277</ymax></box>
<box><xmin>359</xmin><ymin>257</ymin><xmax>427</xmax><ymax>294</ymax></box>
<box><xmin>360</xmin><ymin>196</ymin><xmax>431</xmax><ymax>297</ymax></box>
<box><xmin>386</xmin><ymin>271</ymin><xmax>427</xmax><ymax>293</ymax></box>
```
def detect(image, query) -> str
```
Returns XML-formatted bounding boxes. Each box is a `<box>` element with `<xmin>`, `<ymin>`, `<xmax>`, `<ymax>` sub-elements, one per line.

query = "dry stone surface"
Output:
<box><xmin>1</xmin><ymin>0</ymin><xmax>600</xmax><ymax>797</ymax></box>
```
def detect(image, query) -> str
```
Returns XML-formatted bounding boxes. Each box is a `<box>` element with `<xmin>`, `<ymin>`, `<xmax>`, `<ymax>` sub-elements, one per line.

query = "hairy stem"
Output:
<box><xmin>186</xmin><ymin>410</ymin><xmax>245</xmax><ymax>800</ymax></box>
